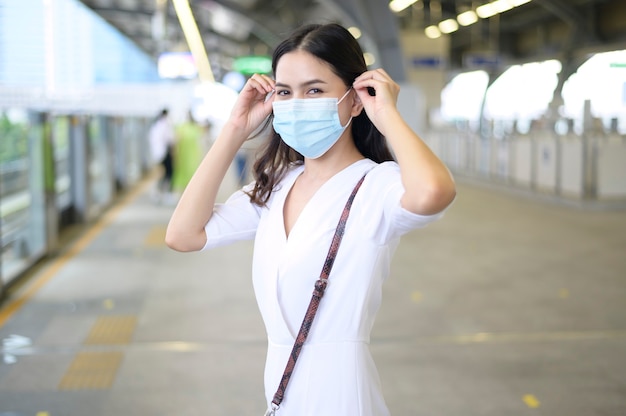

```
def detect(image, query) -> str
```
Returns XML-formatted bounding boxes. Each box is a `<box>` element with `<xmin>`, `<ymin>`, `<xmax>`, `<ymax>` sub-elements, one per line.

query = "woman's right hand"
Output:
<box><xmin>227</xmin><ymin>73</ymin><xmax>276</xmax><ymax>138</ymax></box>
<box><xmin>167</xmin><ymin>74</ymin><xmax>276</xmax><ymax>253</ymax></box>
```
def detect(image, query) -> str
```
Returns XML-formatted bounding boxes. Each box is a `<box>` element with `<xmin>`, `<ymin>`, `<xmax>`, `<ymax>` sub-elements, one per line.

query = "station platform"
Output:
<box><xmin>0</xmin><ymin>168</ymin><xmax>625</xmax><ymax>416</ymax></box>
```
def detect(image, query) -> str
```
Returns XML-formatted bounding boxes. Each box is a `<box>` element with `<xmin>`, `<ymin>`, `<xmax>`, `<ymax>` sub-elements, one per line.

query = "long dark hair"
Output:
<box><xmin>247</xmin><ymin>23</ymin><xmax>394</xmax><ymax>206</ymax></box>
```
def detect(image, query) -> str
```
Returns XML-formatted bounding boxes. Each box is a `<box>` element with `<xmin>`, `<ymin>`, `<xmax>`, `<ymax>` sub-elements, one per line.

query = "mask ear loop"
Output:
<box><xmin>337</xmin><ymin>87</ymin><xmax>353</xmax><ymax>105</ymax></box>
<box><xmin>337</xmin><ymin>88</ymin><xmax>354</xmax><ymax>129</ymax></box>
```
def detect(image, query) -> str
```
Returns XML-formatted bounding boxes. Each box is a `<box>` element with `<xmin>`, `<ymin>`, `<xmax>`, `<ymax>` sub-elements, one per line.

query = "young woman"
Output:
<box><xmin>166</xmin><ymin>23</ymin><xmax>455</xmax><ymax>416</ymax></box>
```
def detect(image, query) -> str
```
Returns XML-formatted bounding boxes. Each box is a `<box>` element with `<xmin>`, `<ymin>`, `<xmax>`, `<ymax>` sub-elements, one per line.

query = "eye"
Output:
<box><xmin>307</xmin><ymin>88</ymin><xmax>323</xmax><ymax>95</ymax></box>
<box><xmin>276</xmin><ymin>89</ymin><xmax>290</xmax><ymax>96</ymax></box>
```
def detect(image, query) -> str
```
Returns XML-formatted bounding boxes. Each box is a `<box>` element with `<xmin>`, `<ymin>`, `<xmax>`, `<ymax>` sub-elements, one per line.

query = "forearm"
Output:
<box><xmin>383</xmin><ymin>112</ymin><xmax>456</xmax><ymax>215</ymax></box>
<box><xmin>165</xmin><ymin>124</ymin><xmax>246</xmax><ymax>252</ymax></box>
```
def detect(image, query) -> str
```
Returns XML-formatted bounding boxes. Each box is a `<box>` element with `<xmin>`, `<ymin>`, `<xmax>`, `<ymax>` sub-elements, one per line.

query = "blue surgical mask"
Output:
<box><xmin>272</xmin><ymin>89</ymin><xmax>352</xmax><ymax>159</ymax></box>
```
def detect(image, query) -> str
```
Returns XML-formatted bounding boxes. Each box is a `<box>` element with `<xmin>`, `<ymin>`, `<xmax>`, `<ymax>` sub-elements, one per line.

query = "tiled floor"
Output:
<box><xmin>0</xmin><ymin>172</ymin><xmax>625</xmax><ymax>416</ymax></box>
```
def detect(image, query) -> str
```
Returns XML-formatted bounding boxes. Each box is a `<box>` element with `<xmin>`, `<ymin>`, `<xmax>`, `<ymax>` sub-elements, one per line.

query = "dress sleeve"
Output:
<box><xmin>201</xmin><ymin>186</ymin><xmax>262</xmax><ymax>251</ymax></box>
<box><xmin>364</xmin><ymin>162</ymin><xmax>447</xmax><ymax>245</ymax></box>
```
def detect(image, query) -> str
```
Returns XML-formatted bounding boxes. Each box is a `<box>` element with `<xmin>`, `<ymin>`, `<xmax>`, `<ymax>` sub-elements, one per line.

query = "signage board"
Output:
<box><xmin>233</xmin><ymin>55</ymin><xmax>272</xmax><ymax>75</ymax></box>
<box><xmin>464</xmin><ymin>53</ymin><xmax>501</xmax><ymax>69</ymax></box>
<box><xmin>411</xmin><ymin>56</ymin><xmax>445</xmax><ymax>69</ymax></box>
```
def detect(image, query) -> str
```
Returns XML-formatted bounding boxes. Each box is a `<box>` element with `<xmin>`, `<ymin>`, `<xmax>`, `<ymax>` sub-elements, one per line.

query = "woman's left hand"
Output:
<box><xmin>353</xmin><ymin>68</ymin><xmax>401</xmax><ymax>135</ymax></box>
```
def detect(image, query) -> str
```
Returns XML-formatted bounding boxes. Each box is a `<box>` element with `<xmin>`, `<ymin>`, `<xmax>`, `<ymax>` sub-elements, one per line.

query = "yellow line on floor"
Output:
<box><xmin>418</xmin><ymin>329</ymin><xmax>626</xmax><ymax>345</ymax></box>
<box><xmin>144</xmin><ymin>225</ymin><xmax>168</xmax><ymax>247</ymax></box>
<box><xmin>0</xmin><ymin>173</ymin><xmax>155</xmax><ymax>329</ymax></box>
<box><xmin>410</xmin><ymin>291</ymin><xmax>422</xmax><ymax>303</ymax></box>
<box><xmin>523</xmin><ymin>394</ymin><xmax>541</xmax><ymax>408</ymax></box>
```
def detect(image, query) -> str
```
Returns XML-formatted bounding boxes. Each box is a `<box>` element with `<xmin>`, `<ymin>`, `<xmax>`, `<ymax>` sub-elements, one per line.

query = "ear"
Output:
<box><xmin>350</xmin><ymin>90</ymin><xmax>364</xmax><ymax>117</ymax></box>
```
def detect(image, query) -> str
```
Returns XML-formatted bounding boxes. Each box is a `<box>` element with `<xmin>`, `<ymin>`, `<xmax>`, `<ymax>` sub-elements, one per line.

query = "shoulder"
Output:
<box><xmin>363</xmin><ymin>160</ymin><xmax>401</xmax><ymax>184</ymax></box>
<box><xmin>358</xmin><ymin>160</ymin><xmax>405</xmax><ymax>203</ymax></box>
<box><xmin>371</xmin><ymin>160</ymin><xmax>399</xmax><ymax>172</ymax></box>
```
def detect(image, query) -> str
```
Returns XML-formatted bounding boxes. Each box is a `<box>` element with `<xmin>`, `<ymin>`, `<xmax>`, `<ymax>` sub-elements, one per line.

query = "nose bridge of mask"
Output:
<box><xmin>273</xmin><ymin>88</ymin><xmax>352</xmax><ymax>111</ymax></box>
<box><xmin>273</xmin><ymin>98</ymin><xmax>335</xmax><ymax>113</ymax></box>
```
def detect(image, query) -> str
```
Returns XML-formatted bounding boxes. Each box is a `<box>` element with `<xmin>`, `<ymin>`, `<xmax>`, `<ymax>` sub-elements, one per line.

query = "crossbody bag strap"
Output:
<box><xmin>266</xmin><ymin>173</ymin><xmax>368</xmax><ymax>415</ymax></box>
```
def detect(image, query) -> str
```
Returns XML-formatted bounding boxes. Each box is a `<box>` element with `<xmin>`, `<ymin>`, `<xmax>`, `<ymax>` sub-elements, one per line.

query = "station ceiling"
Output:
<box><xmin>79</xmin><ymin>0</ymin><xmax>626</xmax><ymax>80</ymax></box>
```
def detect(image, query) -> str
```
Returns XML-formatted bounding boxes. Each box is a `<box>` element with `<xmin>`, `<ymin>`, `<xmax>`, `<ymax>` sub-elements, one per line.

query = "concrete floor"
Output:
<box><xmin>0</xmin><ymin>171</ymin><xmax>625</xmax><ymax>416</ymax></box>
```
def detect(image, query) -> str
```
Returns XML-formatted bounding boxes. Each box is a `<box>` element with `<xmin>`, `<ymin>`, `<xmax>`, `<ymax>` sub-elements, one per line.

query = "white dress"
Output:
<box><xmin>203</xmin><ymin>158</ymin><xmax>444</xmax><ymax>415</ymax></box>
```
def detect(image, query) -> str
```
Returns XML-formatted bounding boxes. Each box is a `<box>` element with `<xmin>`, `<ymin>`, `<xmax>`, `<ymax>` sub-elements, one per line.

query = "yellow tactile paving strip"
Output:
<box><xmin>58</xmin><ymin>351</ymin><xmax>124</xmax><ymax>390</ymax></box>
<box><xmin>144</xmin><ymin>225</ymin><xmax>167</xmax><ymax>247</ymax></box>
<box><xmin>0</xmin><ymin>175</ymin><xmax>153</xmax><ymax>393</ymax></box>
<box><xmin>57</xmin><ymin>316</ymin><xmax>137</xmax><ymax>390</ymax></box>
<box><xmin>84</xmin><ymin>316</ymin><xmax>137</xmax><ymax>345</ymax></box>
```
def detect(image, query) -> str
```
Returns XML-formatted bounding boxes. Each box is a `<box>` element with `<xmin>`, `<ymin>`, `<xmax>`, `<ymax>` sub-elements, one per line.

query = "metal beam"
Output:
<box><xmin>535</xmin><ymin>0</ymin><xmax>593</xmax><ymax>33</ymax></box>
<box><xmin>330</xmin><ymin>0</ymin><xmax>406</xmax><ymax>82</ymax></box>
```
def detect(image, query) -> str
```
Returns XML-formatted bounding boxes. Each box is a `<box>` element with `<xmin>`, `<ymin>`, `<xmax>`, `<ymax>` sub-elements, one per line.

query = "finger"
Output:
<box><xmin>353</xmin><ymin>77</ymin><xmax>384</xmax><ymax>94</ymax></box>
<box><xmin>248</xmin><ymin>74</ymin><xmax>275</xmax><ymax>93</ymax></box>
<box><xmin>353</xmin><ymin>70</ymin><xmax>374</xmax><ymax>84</ymax></box>
<box><xmin>353</xmin><ymin>72</ymin><xmax>375</xmax><ymax>87</ymax></box>
<box><xmin>353</xmin><ymin>81</ymin><xmax>376</xmax><ymax>99</ymax></box>
<box><xmin>372</xmin><ymin>68</ymin><xmax>391</xmax><ymax>80</ymax></box>
<box><xmin>355</xmin><ymin>68</ymin><xmax>394</xmax><ymax>87</ymax></box>
<box><xmin>255</xmin><ymin>73</ymin><xmax>276</xmax><ymax>89</ymax></box>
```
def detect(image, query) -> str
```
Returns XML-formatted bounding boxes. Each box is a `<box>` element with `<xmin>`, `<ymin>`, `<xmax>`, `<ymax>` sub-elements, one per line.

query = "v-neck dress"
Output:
<box><xmin>202</xmin><ymin>158</ymin><xmax>444</xmax><ymax>415</ymax></box>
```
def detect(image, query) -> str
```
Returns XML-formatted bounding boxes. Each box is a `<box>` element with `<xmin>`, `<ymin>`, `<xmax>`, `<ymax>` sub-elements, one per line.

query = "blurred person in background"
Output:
<box><xmin>149</xmin><ymin>108</ymin><xmax>175</xmax><ymax>203</ymax></box>
<box><xmin>233</xmin><ymin>132</ymin><xmax>265</xmax><ymax>187</ymax></box>
<box><xmin>173</xmin><ymin>110</ymin><xmax>204</xmax><ymax>193</ymax></box>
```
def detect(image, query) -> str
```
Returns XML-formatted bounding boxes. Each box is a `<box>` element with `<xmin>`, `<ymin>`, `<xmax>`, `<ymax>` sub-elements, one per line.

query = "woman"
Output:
<box><xmin>166</xmin><ymin>23</ymin><xmax>455</xmax><ymax>415</ymax></box>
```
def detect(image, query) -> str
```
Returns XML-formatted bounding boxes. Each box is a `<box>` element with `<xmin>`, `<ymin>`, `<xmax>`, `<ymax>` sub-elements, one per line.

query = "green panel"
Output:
<box><xmin>233</xmin><ymin>55</ymin><xmax>272</xmax><ymax>75</ymax></box>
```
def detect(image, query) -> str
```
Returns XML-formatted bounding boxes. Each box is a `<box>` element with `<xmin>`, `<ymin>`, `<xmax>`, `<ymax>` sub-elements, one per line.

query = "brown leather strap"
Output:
<box><xmin>270</xmin><ymin>173</ymin><xmax>367</xmax><ymax>409</ymax></box>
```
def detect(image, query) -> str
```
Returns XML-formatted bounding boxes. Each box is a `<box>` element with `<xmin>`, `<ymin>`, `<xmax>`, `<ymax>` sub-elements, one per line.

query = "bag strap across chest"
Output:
<box><xmin>265</xmin><ymin>172</ymin><xmax>368</xmax><ymax>415</ymax></box>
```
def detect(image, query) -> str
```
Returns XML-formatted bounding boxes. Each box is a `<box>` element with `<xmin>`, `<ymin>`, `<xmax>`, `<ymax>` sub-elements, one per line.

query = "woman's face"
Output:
<box><xmin>273</xmin><ymin>50</ymin><xmax>354</xmax><ymax>123</ymax></box>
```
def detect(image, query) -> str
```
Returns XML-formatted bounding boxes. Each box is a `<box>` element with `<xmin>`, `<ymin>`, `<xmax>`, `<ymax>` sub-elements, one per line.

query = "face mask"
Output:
<box><xmin>272</xmin><ymin>89</ymin><xmax>352</xmax><ymax>159</ymax></box>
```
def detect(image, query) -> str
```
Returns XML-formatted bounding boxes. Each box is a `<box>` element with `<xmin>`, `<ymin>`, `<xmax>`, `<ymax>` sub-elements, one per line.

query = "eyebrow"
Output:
<box><xmin>274</xmin><ymin>79</ymin><xmax>328</xmax><ymax>88</ymax></box>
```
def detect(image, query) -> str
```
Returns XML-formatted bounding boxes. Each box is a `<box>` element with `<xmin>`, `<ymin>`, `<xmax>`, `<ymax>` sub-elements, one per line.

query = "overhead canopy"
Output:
<box><xmin>79</xmin><ymin>0</ymin><xmax>626</xmax><ymax>80</ymax></box>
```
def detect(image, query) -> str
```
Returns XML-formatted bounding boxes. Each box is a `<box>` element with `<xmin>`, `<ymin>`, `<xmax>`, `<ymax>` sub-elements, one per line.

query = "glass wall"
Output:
<box><xmin>562</xmin><ymin>50</ymin><xmax>626</xmax><ymax>134</ymax></box>
<box><xmin>438</xmin><ymin>51</ymin><xmax>626</xmax><ymax>134</ymax></box>
<box><xmin>51</xmin><ymin>115</ymin><xmax>72</xmax><ymax>212</ymax></box>
<box><xmin>0</xmin><ymin>0</ymin><xmax>159</xmax><ymax>89</ymax></box>
<box><xmin>87</xmin><ymin>116</ymin><xmax>115</xmax><ymax>218</ymax></box>
<box><xmin>0</xmin><ymin>110</ymin><xmax>46</xmax><ymax>285</ymax></box>
<box><xmin>483</xmin><ymin>60</ymin><xmax>562</xmax><ymax>124</ymax></box>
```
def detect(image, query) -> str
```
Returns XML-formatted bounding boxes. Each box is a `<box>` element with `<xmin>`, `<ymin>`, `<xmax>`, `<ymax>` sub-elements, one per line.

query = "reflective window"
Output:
<box><xmin>562</xmin><ymin>50</ymin><xmax>626</xmax><ymax>134</ymax></box>
<box><xmin>0</xmin><ymin>110</ymin><xmax>46</xmax><ymax>284</ymax></box>
<box><xmin>440</xmin><ymin>70</ymin><xmax>489</xmax><ymax>130</ymax></box>
<box><xmin>88</xmin><ymin>116</ymin><xmax>114</xmax><ymax>215</ymax></box>
<box><xmin>484</xmin><ymin>60</ymin><xmax>562</xmax><ymax>124</ymax></box>
<box><xmin>51</xmin><ymin>116</ymin><xmax>72</xmax><ymax>210</ymax></box>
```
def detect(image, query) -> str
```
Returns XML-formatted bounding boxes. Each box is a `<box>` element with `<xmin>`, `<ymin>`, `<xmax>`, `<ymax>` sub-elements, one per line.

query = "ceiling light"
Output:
<box><xmin>438</xmin><ymin>19</ymin><xmax>459</xmax><ymax>34</ymax></box>
<box><xmin>389</xmin><ymin>0</ymin><xmax>419</xmax><ymax>13</ymax></box>
<box><xmin>492</xmin><ymin>0</ymin><xmax>514</xmax><ymax>13</ymax></box>
<box><xmin>348</xmin><ymin>26</ymin><xmax>362</xmax><ymax>39</ymax></box>
<box><xmin>425</xmin><ymin>25</ymin><xmax>441</xmax><ymax>39</ymax></box>
<box><xmin>173</xmin><ymin>0</ymin><xmax>215</xmax><ymax>83</ymax></box>
<box><xmin>207</xmin><ymin>5</ymin><xmax>253</xmax><ymax>42</ymax></box>
<box><xmin>457</xmin><ymin>10</ymin><xmax>478</xmax><ymax>26</ymax></box>
<box><xmin>476</xmin><ymin>3</ymin><xmax>498</xmax><ymax>18</ymax></box>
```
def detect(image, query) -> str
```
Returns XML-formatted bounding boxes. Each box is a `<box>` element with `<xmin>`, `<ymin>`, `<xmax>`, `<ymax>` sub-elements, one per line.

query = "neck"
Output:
<box><xmin>301</xmin><ymin>135</ymin><xmax>364</xmax><ymax>181</ymax></box>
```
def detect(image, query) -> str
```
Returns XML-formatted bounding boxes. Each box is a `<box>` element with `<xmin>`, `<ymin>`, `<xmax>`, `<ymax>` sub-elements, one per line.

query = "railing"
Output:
<box><xmin>426</xmin><ymin>127</ymin><xmax>626</xmax><ymax>203</ymax></box>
